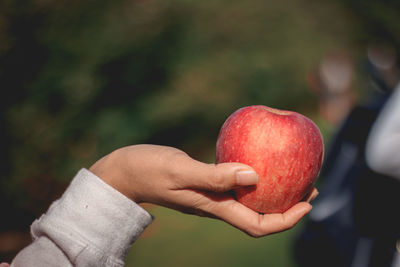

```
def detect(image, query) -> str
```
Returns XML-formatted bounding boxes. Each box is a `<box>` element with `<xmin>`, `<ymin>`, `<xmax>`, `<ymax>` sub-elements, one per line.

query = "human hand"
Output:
<box><xmin>0</xmin><ymin>263</ymin><xmax>10</xmax><ymax>267</ymax></box>
<box><xmin>89</xmin><ymin>144</ymin><xmax>316</xmax><ymax>237</ymax></box>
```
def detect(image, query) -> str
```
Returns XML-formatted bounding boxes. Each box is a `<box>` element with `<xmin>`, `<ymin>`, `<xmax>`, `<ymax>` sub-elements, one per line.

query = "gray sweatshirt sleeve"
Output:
<box><xmin>366</xmin><ymin>84</ymin><xmax>400</xmax><ymax>180</ymax></box>
<box><xmin>11</xmin><ymin>169</ymin><xmax>153</xmax><ymax>267</ymax></box>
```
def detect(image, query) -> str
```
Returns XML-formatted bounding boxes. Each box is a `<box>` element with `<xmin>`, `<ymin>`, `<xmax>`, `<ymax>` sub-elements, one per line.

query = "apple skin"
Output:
<box><xmin>216</xmin><ymin>105</ymin><xmax>324</xmax><ymax>214</ymax></box>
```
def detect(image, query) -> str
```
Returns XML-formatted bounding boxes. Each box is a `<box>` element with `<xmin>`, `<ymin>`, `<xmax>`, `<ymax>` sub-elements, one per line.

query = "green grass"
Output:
<box><xmin>126</xmin><ymin>205</ymin><xmax>302</xmax><ymax>267</ymax></box>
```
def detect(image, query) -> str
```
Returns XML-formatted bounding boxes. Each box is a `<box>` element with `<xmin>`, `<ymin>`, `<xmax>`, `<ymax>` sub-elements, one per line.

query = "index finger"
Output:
<box><xmin>210</xmin><ymin>200</ymin><xmax>312</xmax><ymax>237</ymax></box>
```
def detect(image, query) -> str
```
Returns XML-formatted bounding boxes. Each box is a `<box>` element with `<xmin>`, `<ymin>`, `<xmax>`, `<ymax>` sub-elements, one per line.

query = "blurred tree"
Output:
<box><xmin>341</xmin><ymin>0</ymin><xmax>400</xmax><ymax>46</ymax></box>
<box><xmin>2</xmin><ymin>0</ymin><xmax>400</xmax><ymax>264</ymax></box>
<box><xmin>0</xmin><ymin>0</ymin><xmax>381</xmax><ymax>232</ymax></box>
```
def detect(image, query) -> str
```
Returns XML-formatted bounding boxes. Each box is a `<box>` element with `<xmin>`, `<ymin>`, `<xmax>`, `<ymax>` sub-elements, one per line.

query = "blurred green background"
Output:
<box><xmin>1</xmin><ymin>0</ymin><xmax>399</xmax><ymax>265</ymax></box>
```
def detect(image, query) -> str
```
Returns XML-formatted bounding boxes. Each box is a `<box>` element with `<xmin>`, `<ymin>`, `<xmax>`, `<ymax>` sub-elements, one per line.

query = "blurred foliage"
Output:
<box><xmin>0</xmin><ymin>0</ymin><xmax>357</xmax><ymax>212</ymax></box>
<box><xmin>0</xmin><ymin>0</ymin><xmax>399</xmax><ymax>264</ymax></box>
<box><xmin>341</xmin><ymin>0</ymin><xmax>400</xmax><ymax>46</ymax></box>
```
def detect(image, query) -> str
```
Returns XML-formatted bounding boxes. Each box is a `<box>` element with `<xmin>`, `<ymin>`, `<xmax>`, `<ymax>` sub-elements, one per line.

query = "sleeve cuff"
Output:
<box><xmin>31</xmin><ymin>168</ymin><xmax>153</xmax><ymax>264</ymax></box>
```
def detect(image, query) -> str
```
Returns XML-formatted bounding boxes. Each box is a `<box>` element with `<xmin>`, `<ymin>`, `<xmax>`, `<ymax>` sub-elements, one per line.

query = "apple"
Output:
<box><xmin>216</xmin><ymin>105</ymin><xmax>324</xmax><ymax>214</ymax></box>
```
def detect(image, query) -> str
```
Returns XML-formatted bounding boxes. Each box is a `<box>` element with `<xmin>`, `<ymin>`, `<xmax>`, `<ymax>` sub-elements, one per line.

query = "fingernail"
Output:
<box><xmin>311</xmin><ymin>191</ymin><xmax>319</xmax><ymax>202</ymax></box>
<box><xmin>305</xmin><ymin>189</ymin><xmax>319</xmax><ymax>203</ymax></box>
<box><xmin>236</xmin><ymin>170</ymin><xmax>258</xmax><ymax>186</ymax></box>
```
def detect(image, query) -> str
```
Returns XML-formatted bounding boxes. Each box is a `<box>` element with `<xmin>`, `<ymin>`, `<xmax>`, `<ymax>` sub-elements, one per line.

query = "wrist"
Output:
<box><xmin>89</xmin><ymin>148</ymin><xmax>138</xmax><ymax>202</ymax></box>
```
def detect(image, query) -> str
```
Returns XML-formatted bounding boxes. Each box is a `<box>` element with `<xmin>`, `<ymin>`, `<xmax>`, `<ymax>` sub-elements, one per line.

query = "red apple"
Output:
<box><xmin>216</xmin><ymin>105</ymin><xmax>324</xmax><ymax>214</ymax></box>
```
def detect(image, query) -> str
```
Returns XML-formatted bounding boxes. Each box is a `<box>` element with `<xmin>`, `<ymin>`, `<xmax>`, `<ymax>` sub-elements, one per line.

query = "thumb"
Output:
<box><xmin>176</xmin><ymin>156</ymin><xmax>258</xmax><ymax>192</ymax></box>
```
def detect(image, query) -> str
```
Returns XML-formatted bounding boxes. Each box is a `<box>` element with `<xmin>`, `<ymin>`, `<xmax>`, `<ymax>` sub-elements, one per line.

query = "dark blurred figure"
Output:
<box><xmin>306</xmin><ymin>51</ymin><xmax>357</xmax><ymax>126</ymax></box>
<box><xmin>294</xmin><ymin>44</ymin><xmax>400</xmax><ymax>267</ymax></box>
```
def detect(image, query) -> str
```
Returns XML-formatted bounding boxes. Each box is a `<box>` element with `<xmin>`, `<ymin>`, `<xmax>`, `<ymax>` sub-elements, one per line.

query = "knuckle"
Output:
<box><xmin>209</xmin><ymin>164</ymin><xmax>228</xmax><ymax>191</ymax></box>
<box><xmin>285</xmin><ymin>220</ymin><xmax>296</xmax><ymax>230</ymax></box>
<box><xmin>282</xmin><ymin>215</ymin><xmax>296</xmax><ymax>229</ymax></box>
<box><xmin>213</xmin><ymin>174</ymin><xmax>225</xmax><ymax>189</ymax></box>
<box><xmin>190</xmin><ymin>194</ymin><xmax>209</xmax><ymax>214</ymax></box>
<box><xmin>247</xmin><ymin>227</ymin><xmax>263</xmax><ymax>238</ymax></box>
<box><xmin>247</xmin><ymin>215</ymin><xmax>265</xmax><ymax>238</ymax></box>
<box><xmin>192</xmin><ymin>203</ymin><xmax>212</xmax><ymax>218</ymax></box>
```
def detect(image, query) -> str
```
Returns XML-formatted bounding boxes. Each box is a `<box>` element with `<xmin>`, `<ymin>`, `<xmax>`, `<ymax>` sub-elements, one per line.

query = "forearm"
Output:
<box><xmin>11</xmin><ymin>169</ymin><xmax>153</xmax><ymax>267</ymax></box>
